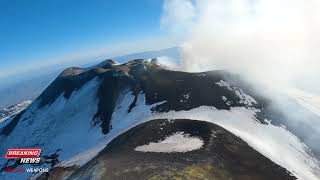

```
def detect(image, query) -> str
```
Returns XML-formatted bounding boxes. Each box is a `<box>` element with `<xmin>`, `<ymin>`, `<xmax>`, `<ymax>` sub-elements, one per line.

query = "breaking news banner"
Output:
<box><xmin>3</xmin><ymin>148</ymin><xmax>49</xmax><ymax>173</ymax></box>
<box><xmin>5</xmin><ymin>148</ymin><xmax>41</xmax><ymax>158</ymax></box>
<box><xmin>5</xmin><ymin>148</ymin><xmax>42</xmax><ymax>164</ymax></box>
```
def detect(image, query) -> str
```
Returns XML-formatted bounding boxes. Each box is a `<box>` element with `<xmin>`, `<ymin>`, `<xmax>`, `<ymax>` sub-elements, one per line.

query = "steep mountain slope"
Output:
<box><xmin>0</xmin><ymin>59</ymin><xmax>319</xmax><ymax>180</ymax></box>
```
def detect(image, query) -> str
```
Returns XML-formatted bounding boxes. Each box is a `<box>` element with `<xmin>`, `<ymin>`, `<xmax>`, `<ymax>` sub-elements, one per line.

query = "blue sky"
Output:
<box><xmin>0</xmin><ymin>0</ymin><xmax>177</xmax><ymax>78</ymax></box>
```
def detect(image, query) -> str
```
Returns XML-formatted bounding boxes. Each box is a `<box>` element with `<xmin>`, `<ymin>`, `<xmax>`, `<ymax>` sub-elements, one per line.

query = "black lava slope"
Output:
<box><xmin>38</xmin><ymin>119</ymin><xmax>296</xmax><ymax>180</ymax></box>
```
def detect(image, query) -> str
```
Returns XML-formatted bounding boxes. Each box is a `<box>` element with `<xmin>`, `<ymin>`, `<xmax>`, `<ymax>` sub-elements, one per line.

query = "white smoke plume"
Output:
<box><xmin>161</xmin><ymin>0</ymin><xmax>320</xmax><ymax>92</ymax></box>
<box><xmin>161</xmin><ymin>1</ymin><xmax>320</xmax><ymax>178</ymax></box>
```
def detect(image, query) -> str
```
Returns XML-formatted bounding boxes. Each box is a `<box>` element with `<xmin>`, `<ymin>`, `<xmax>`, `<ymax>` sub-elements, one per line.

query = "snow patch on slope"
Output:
<box><xmin>135</xmin><ymin>132</ymin><xmax>203</xmax><ymax>153</ymax></box>
<box><xmin>111</xmin><ymin>90</ymin><xmax>165</xmax><ymax>132</ymax></box>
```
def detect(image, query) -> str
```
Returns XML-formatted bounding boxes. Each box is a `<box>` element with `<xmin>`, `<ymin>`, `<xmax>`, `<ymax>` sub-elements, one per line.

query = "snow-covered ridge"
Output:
<box><xmin>0</xmin><ymin>100</ymin><xmax>32</xmax><ymax>123</ymax></box>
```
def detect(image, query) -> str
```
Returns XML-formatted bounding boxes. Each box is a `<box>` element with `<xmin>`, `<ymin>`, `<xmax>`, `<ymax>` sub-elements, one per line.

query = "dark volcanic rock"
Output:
<box><xmin>40</xmin><ymin>119</ymin><xmax>296</xmax><ymax>180</ymax></box>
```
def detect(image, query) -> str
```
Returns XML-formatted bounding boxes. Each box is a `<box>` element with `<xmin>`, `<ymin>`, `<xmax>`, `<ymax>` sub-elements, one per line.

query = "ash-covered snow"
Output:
<box><xmin>234</xmin><ymin>89</ymin><xmax>257</xmax><ymax>106</ymax></box>
<box><xmin>0</xmin><ymin>100</ymin><xmax>32</xmax><ymax>122</ymax></box>
<box><xmin>216</xmin><ymin>80</ymin><xmax>257</xmax><ymax>106</ymax></box>
<box><xmin>135</xmin><ymin>132</ymin><xmax>203</xmax><ymax>153</ymax></box>
<box><xmin>215</xmin><ymin>80</ymin><xmax>233</xmax><ymax>91</ymax></box>
<box><xmin>222</xmin><ymin>96</ymin><xmax>231</xmax><ymax>105</ymax></box>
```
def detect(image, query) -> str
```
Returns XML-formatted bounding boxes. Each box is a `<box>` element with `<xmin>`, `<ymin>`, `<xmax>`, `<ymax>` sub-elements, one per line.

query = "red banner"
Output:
<box><xmin>5</xmin><ymin>148</ymin><xmax>41</xmax><ymax>159</ymax></box>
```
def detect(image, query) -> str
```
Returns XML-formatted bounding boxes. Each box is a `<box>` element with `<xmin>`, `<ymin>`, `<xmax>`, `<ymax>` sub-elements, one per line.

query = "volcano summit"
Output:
<box><xmin>0</xmin><ymin>59</ymin><xmax>319</xmax><ymax>180</ymax></box>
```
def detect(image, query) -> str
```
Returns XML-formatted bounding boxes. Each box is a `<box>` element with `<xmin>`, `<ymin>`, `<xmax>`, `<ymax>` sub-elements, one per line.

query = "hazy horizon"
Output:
<box><xmin>0</xmin><ymin>0</ymin><xmax>180</xmax><ymax>79</ymax></box>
